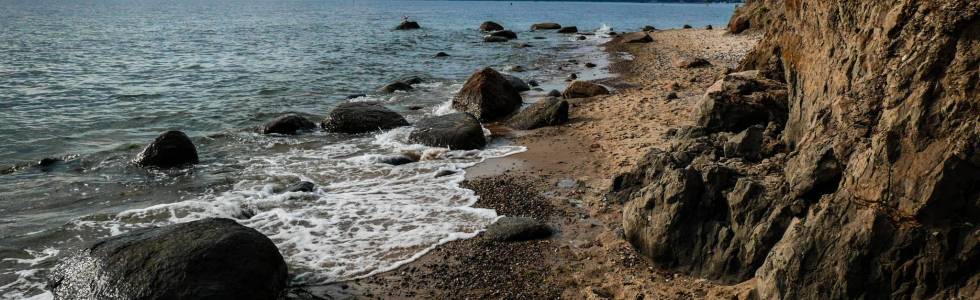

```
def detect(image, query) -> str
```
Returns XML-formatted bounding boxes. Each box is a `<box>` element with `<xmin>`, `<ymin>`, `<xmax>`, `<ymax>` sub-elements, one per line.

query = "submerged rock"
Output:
<box><xmin>261</xmin><ymin>114</ymin><xmax>316</xmax><ymax>135</ymax></box>
<box><xmin>506</xmin><ymin>97</ymin><xmax>570</xmax><ymax>130</ymax></box>
<box><xmin>557</xmin><ymin>26</ymin><xmax>578</xmax><ymax>33</ymax></box>
<box><xmin>479</xmin><ymin>21</ymin><xmax>504</xmax><ymax>32</ymax></box>
<box><xmin>483</xmin><ymin>217</ymin><xmax>553</xmax><ymax>242</ymax></box>
<box><xmin>530</xmin><ymin>22</ymin><xmax>561</xmax><ymax>30</ymax></box>
<box><xmin>48</xmin><ymin>218</ymin><xmax>287</xmax><ymax>299</ymax></box>
<box><xmin>134</xmin><ymin>130</ymin><xmax>199</xmax><ymax>168</ymax></box>
<box><xmin>379</xmin><ymin>155</ymin><xmax>417</xmax><ymax>166</ymax></box>
<box><xmin>345</xmin><ymin>93</ymin><xmax>366</xmax><ymax>100</ymax></box>
<box><xmin>322</xmin><ymin>102</ymin><xmax>409</xmax><ymax>134</ymax></box>
<box><xmin>395</xmin><ymin>21</ymin><xmax>420</xmax><ymax>30</ymax></box>
<box><xmin>489</xmin><ymin>30</ymin><xmax>517</xmax><ymax>40</ymax></box>
<box><xmin>483</xmin><ymin>35</ymin><xmax>509</xmax><ymax>43</ymax></box>
<box><xmin>562</xmin><ymin>81</ymin><xmax>609</xmax><ymax>98</ymax></box>
<box><xmin>452</xmin><ymin>67</ymin><xmax>523</xmax><ymax>122</ymax></box>
<box><xmin>434</xmin><ymin>52</ymin><xmax>450</xmax><ymax>57</ymax></box>
<box><xmin>379</xmin><ymin>81</ymin><xmax>413</xmax><ymax>93</ymax></box>
<box><xmin>408</xmin><ymin>112</ymin><xmax>487</xmax><ymax>150</ymax></box>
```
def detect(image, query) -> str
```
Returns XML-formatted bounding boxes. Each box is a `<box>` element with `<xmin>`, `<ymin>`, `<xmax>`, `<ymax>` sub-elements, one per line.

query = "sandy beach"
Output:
<box><xmin>305</xmin><ymin>28</ymin><xmax>762</xmax><ymax>299</ymax></box>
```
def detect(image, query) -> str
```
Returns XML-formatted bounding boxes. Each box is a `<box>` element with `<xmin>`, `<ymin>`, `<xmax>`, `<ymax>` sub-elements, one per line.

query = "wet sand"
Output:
<box><xmin>300</xmin><ymin>28</ymin><xmax>761</xmax><ymax>300</ymax></box>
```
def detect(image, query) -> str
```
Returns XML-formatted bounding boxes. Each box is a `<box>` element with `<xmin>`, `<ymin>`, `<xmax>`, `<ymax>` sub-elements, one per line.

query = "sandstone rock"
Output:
<box><xmin>696</xmin><ymin>72</ymin><xmax>787</xmax><ymax>133</ymax></box>
<box><xmin>483</xmin><ymin>217</ymin><xmax>553</xmax><ymax>242</ymax></box>
<box><xmin>506</xmin><ymin>97</ymin><xmax>569</xmax><ymax>130</ymax></box>
<box><xmin>723</xmin><ymin>125</ymin><xmax>764</xmax><ymax>161</ymax></box>
<box><xmin>452</xmin><ymin>67</ymin><xmax>523</xmax><ymax>122</ymax></box>
<box><xmin>48</xmin><ymin>218</ymin><xmax>287</xmax><ymax>299</ymax></box>
<box><xmin>562</xmin><ymin>81</ymin><xmax>609</xmax><ymax>99</ymax></box>
<box><xmin>408</xmin><ymin>112</ymin><xmax>487</xmax><ymax>150</ymax></box>
<box><xmin>489</xmin><ymin>30</ymin><xmax>517</xmax><ymax>40</ymax></box>
<box><xmin>134</xmin><ymin>131</ymin><xmax>199</xmax><ymax>168</ymax></box>
<box><xmin>395</xmin><ymin>21</ymin><xmax>420</xmax><ymax>30</ymax></box>
<box><xmin>322</xmin><ymin>102</ymin><xmax>409</xmax><ymax>134</ymax></box>
<box><xmin>531</xmin><ymin>22</ymin><xmax>561</xmax><ymax>30</ymax></box>
<box><xmin>261</xmin><ymin>114</ymin><xmax>316</xmax><ymax>135</ymax></box>
<box><xmin>557</xmin><ymin>26</ymin><xmax>577</xmax><ymax>33</ymax></box>
<box><xmin>479</xmin><ymin>21</ymin><xmax>504</xmax><ymax>32</ymax></box>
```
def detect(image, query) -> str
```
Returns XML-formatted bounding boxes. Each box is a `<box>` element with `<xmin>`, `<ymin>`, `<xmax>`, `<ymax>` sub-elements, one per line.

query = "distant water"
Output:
<box><xmin>0</xmin><ymin>0</ymin><xmax>737</xmax><ymax>298</ymax></box>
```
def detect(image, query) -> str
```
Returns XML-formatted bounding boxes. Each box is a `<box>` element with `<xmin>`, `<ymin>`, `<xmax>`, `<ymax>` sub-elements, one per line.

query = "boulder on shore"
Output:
<box><xmin>134</xmin><ymin>131</ymin><xmax>199</xmax><ymax>168</ymax></box>
<box><xmin>642</xmin><ymin>25</ymin><xmax>657</xmax><ymax>31</ymax></box>
<box><xmin>530</xmin><ymin>22</ymin><xmax>561</xmax><ymax>30</ymax></box>
<box><xmin>673</xmin><ymin>57</ymin><xmax>712</xmax><ymax>68</ymax></box>
<box><xmin>408</xmin><ymin>112</ymin><xmax>487</xmax><ymax>150</ymax></box>
<box><xmin>489</xmin><ymin>30</ymin><xmax>517</xmax><ymax>40</ymax></box>
<box><xmin>682</xmin><ymin>24</ymin><xmax>693</xmax><ymax>29</ymax></box>
<box><xmin>48</xmin><ymin>218</ymin><xmax>288</xmax><ymax>299</ymax></box>
<box><xmin>322</xmin><ymin>102</ymin><xmax>409</xmax><ymax>134</ymax></box>
<box><xmin>395</xmin><ymin>21</ymin><xmax>420</xmax><ymax>30</ymax></box>
<box><xmin>261</xmin><ymin>114</ymin><xmax>316</xmax><ymax>135</ymax></box>
<box><xmin>562</xmin><ymin>81</ymin><xmax>609</xmax><ymax>98</ymax></box>
<box><xmin>501</xmin><ymin>73</ymin><xmax>531</xmax><ymax>92</ymax></box>
<box><xmin>506</xmin><ymin>97</ymin><xmax>570</xmax><ymax>130</ymax></box>
<box><xmin>452</xmin><ymin>67</ymin><xmax>523</xmax><ymax>122</ymax></box>
<box><xmin>479</xmin><ymin>21</ymin><xmax>504</xmax><ymax>32</ymax></box>
<box><xmin>483</xmin><ymin>217</ymin><xmax>553</xmax><ymax>242</ymax></box>
<box><xmin>619</xmin><ymin>32</ymin><xmax>653</xmax><ymax>43</ymax></box>
<box><xmin>557</xmin><ymin>26</ymin><xmax>578</xmax><ymax>33</ymax></box>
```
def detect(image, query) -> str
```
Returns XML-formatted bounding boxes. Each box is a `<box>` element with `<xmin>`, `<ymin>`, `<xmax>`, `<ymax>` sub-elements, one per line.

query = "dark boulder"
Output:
<box><xmin>399</xmin><ymin>76</ymin><xmax>424</xmax><ymax>85</ymax></box>
<box><xmin>697</xmin><ymin>71</ymin><xmax>788</xmax><ymax>133</ymax></box>
<box><xmin>673</xmin><ymin>57</ymin><xmax>712</xmax><ymax>68</ymax></box>
<box><xmin>643</xmin><ymin>25</ymin><xmax>656</xmax><ymax>31</ymax></box>
<box><xmin>408</xmin><ymin>112</ymin><xmax>487</xmax><ymax>150</ymax></box>
<box><xmin>489</xmin><ymin>30</ymin><xmax>517</xmax><ymax>40</ymax></box>
<box><xmin>379</xmin><ymin>81</ymin><xmax>413</xmax><ymax>93</ymax></box>
<box><xmin>479</xmin><ymin>21</ymin><xmax>504</xmax><ymax>32</ymax></box>
<box><xmin>452</xmin><ymin>67</ymin><xmax>523</xmax><ymax>122</ymax></box>
<box><xmin>506</xmin><ymin>97</ymin><xmax>570</xmax><ymax>130</ymax></box>
<box><xmin>527</xmin><ymin>80</ymin><xmax>539</xmax><ymax>87</ymax></box>
<box><xmin>483</xmin><ymin>217</ymin><xmax>553</xmax><ymax>242</ymax></box>
<box><xmin>562</xmin><ymin>81</ymin><xmax>609</xmax><ymax>98</ymax></box>
<box><xmin>483</xmin><ymin>35</ymin><xmax>508</xmax><ymax>43</ymax></box>
<box><xmin>705</xmin><ymin>25</ymin><xmax>714</xmax><ymax>30</ymax></box>
<box><xmin>285</xmin><ymin>181</ymin><xmax>316</xmax><ymax>193</ymax></box>
<box><xmin>501</xmin><ymin>73</ymin><xmax>530</xmax><ymax>92</ymax></box>
<box><xmin>547</xmin><ymin>89</ymin><xmax>562</xmax><ymax>97</ymax></box>
<box><xmin>585</xmin><ymin>62</ymin><xmax>596</xmax><ymax>68</ymax></box>
<box><xmin>530</xmin><ymin>22</ymin><xmax>561</xmax><ymax>30</ymax></box>
<box><xmin>620</xmin><ymin>32</ymin><xmax>653</xmax><ymax>43</ymax></box>
<box><xmin>134</xmin><ymin>131</ymin><xmax>199</xmax><ymax>168</ymax></box>
<box><xmin>48</xmin><ymin>218</ymin><xmax>287</xmax><ymax>300</ymax></box>
<box><xmin>435</xmin><ymin>52</ymin><xmax>449</xmax><ymax>57</ymax></box>
<box><xmin>683</xmin><ymin>24</ymin><xmax>693</xmax><ymax>29</ymax></box>
<box><xmin>723</xmin><ymin>125</ymin><xmax>765</xmax><ymax>161</ymax></box>
<box><xmin>322</xmin><ymin>102</ymin><xmax>409</xmax><ymax>134</ymax></box>
<box><xmin>379</xmin><ymin>155</ymin><xmax>417</xmax><ymax>166</ymax></box>
<box><xmin>346</xmin><ymin>93</ymin><xmax>366</xmax><ymax>100</ymax></box>
<box><xmin>576</xmin><ymin>35</ymin><xmax>587</xmax><ymax>40</ymax></box>
<box><xmin>557</xmin><ymin>26</ymin><xmax>578</xmax><ymax>33</ymax></box>
<box><xmin>261</xmin><ymin>114</ymin><xmax>316</xmax><ymax>135</ymax></box>
<box><xmin>395</xmin><ymin>21</ymin><xmax>420</xmax><ymax>30</ymax></box>
<box><xmin>666</xmin><ymin>92</ymin><xmax>679</xmax><ymax>100</ymax></box>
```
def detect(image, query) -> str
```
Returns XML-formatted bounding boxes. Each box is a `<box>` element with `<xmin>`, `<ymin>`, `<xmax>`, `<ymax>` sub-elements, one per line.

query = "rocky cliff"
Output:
<box><xmin>616</xmin><ymin>0</ymin><xmax>979</xmax><ymax>299</ymax></box>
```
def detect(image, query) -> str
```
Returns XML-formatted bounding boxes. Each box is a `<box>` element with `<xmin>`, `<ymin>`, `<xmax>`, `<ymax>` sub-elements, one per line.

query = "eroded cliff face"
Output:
<box><xmin>617</xmin><ymin>0</ymin><xmax>979</xmax><ymax>299</ymax></box>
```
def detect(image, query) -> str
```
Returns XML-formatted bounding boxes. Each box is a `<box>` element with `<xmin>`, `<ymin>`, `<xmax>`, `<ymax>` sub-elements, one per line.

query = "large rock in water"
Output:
<box><xmin>134</xmin><ymin>131</ymin><xmax>199</xmax><ymax>168</ymax></box>
<box><xmin>322</xmin><ymin>102</ymin><xmax>409</xmax><ymax>134</ymax></box>
<box><xmin>479</xmin><ymin>21</ymin><xmax>504</xmax><ymax>32</ymax></box>
<box><xmin>48</xmin><ymin>218</ymin><xmax>287</xmax><ymax>299</ymax></box>
<box><xmin>452</xmin><ymin>67</ymin><xmax>523</xmax><ymax>122</ymax></box>
<box><xmin>488</xmin><ymin>30</ymin><xmax>517</xmax><ymax>40</ymax></box>
<box><xmin>500</xmin><ymin>73</ymin><xmax>530</xmax><ymax>92</ymax></box>
<box><xmin>261</xmin><ymin>114</ymin><xmax>316</xmax><ymax>135</ymax></box>
<box><xmin>408</xmin><ymin>112</ymin><xmax>487</xmax><ymax>150</ymax></box>
<box><xmin>562</xmin><ymin>81</ymin><xmax>609</xmax><ymax>98</ymax></box>
<box><xmin>613</xmin><ymin>0</ymin><xmax>980</xmax><ymax>299</ymax></box>
<box><xmin>395</xmin><ymin>20</ymin><xmax>420</xmax><ymax>30</ymax></box>
<box><xmin>506</xmin><ymin>97</ymin><xmax>569</xmax><ymax>130</ymax></box>
<box><xmin>530</xmin><ymin>22</ymin><xmax>561</xmax><ymax>30</ymax></box>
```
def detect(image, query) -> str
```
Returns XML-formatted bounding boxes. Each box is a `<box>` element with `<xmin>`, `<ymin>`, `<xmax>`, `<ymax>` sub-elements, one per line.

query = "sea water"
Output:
<box><xmin>0</xmin><ymin>0</ymin><xmax>737</xmax><ymax>298</ymax></box>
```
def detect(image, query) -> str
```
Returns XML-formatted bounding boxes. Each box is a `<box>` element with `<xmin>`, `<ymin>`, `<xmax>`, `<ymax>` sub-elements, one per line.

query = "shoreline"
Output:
<box><xmin>303</xmin><ymin>28</ymin><xmax>761</xmax><ymax>299</ymax></box>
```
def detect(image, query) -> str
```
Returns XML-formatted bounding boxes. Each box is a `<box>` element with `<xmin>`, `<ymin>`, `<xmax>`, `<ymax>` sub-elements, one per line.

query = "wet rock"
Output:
<box><xmin>48</xmin><ymin>218</ymin><xmax>287</xmax><ymax>300</ymax></box>
<box><xmin>395</xmin><ymin>20</ymin><xmax>420</xmax><ymax>30</ymax></box>
<box><xmin>134</xmin><ymin>130</ymin><xmax>199</xmax><ymax>168</ymax></box>
<box><xmin>527</xmin><ymin>80</ymin><xmax>539</xmax><ymax>87</ymax></box>
<box><xmin>532</xmin><ymin>36</ymin><xmax>546</xmax><ymax>40</ymax></box>
<box><xmin>562</xmin><ymin>81</ymin><xmax>609</xmax><ymax>99</ymax></box>
<box><xmin>696</xmin><ymin>72</ymin><xmax>787</xmax><ymax>133</ymax></box>
<box><xmin>408</xmin><ymin>112</ymin><xmax>487</xmax><ymax>150</ymax></box>
<box><xmin>705</xmin><ymin>24</ymin><xmax>714</xmax><ymax>30</ymax></box>
<box><xmin>322</xmin><ymin>102</ymin><xmax>409</xmax><ymax>134</ymax></box>
<box><xmin>501</xmin><ymin>73</ymin><xmax>530</xmax><ymax>92</ymax></box>
<box><xmin>723</xmin><ymin>125</ymin><xmax>764</xmax><ymax>161</ymax></box>
<box><xmin>399</xmin><ymin>76</ymin><xmax>423</xmax><ymax>85</ymax></box>
<box><xmin>479</xmin><ymin>21</ymin><xmax>504</xmax><ymax>32</ymax></box>
<box><xmin>514</xmin><ymin>43</ymin><xmax>532</xmax><ymax>48</ymax></box>
<box><xmin>286</xmin><ymin>181</ymin><xmax>316</xmax><ymax>193</ymax></box>
<box><xmin>407</xmin><ymin>105</ymin><xmax>424</xmax><ymax>110</ymax></box>
<box><xmin>547</xmin><ymin>89</ymin><xmax>562</xmax><ymax>97</ymax></box>
<box><xmin>642</xmin><ymin>25</ymin><xmax>656</xmax><ymax>31</ymax></box>
<box><xmin>566</xmin><ymin>73</ymin><xmax>577</xmax><ymax>81</ymax></box>
<box><xmin>530</xmin><ymin>22</ymin><xmax>561</xmax><ymax>30</ymax></box>
<box><xmin>452</xmin><ymin>67</ymin><xmax>523</xmax><ymax>122</ymax></box>
<box><xmin>261</xmin><ymin>114</ymin><xmax>316</xmax><ymax>135</ymax></box>
<box><xmin>508</xmin><ymin>65</ymin><xmax>526</xmax><ymax>72</ymax></box>
<box><xmin>576</xmin><ymin>35</ymin><xmax>587</xmax><ymax>40</ymax></box>
<box><xmin>483</xmin><ymin>35</ymin><xmax>509</xmax><ymax>43</ymax></box>
<box><xmin>673</xmin><ymin>57</ymin><xmax>711</xmax><ymax>68</ymax></box>
<box><xmin>489</xmin><ymin>30</ymin><xmax>517</xmax><ymax>40</ymax></box>
<box><xmin>434</xmin><ymin>169</ymin><xmax>457</xmax><ymax>178</ymax></box>
<box><xmin>379</xmin><ymin>81</ymin><xmax>413</xmax><ymax>93</ymax></box>
<box><xmin>379</xmin><ymin>155</ymin><xmax>417</xmax><ymax>166</ymax></box>
<box><xmin>37</xmin><ymin>158</ymin><xmax>61</xmax><ymax>168</ymax></box>
<box><xmin>483</xmin><ymin>217</ymin><xmax>553</xmax><ymax>242</ymax></box>
<box><xmin>619</xmin><ymin>32</ymin><xmax>653</xmax><ymax>43</ymax></box>
<box><xmin>557</xmin><ymin>26</ymin><xmax>578</xmax><ymax>33</ymax></box>
<box><xmin>346</xmin><ymin>94</ymin><xmax>366</xmax><ymax>100</ymax></box>
<box><xmin>585</xmin><ymin>62</ymin><xmax>596</xmax><ymax>68</ymax></box>
<box><xmin>683</xmin><ymin>24</ymin><xmax>693</xmax><ymax>29</ymax></box>
<box><xmin>434</xmin><ymin>52</ymin><xmax>450</xmax><ymax>57</ymax></box>
<box><xmin>506</xmin><ymin>97</ymin><xmax>570</xmax><ymax>130</ymax></box>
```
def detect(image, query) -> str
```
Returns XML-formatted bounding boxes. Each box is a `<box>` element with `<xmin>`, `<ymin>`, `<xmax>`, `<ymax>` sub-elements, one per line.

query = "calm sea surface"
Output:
<box><xmin>0</xmin><ymin>1</ymin><xmax>736</xmax><ymax>298</ymax></box>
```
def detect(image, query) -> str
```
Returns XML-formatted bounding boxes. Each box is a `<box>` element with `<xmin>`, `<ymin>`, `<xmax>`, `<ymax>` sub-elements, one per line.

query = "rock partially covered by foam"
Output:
<box><xmin>409</xmin><ymin>112</ymin><xmax>487</xmax><ymax>150</ymax></box>
<box><xmin>261</xmin><ymin>114</ymin><xmax>316</xmax><ymax>135</ymax></box>
<box><xmin>48</xmin><ymin>218</ymin><xmax>287</xmax><ymax>299</ymax></box>
<box><xmin>322</xmin><ymin>102</ymin><xmax>409</xmax><ymax>134</ymax></box>
<box><xmin>134</xmin><ymin>130</ymin><xmax>199</xmax><ymax>168</ymax></box>
<box><xmin>452</xmin><ymin>67</ymin><xmax>523</xmax><ymax>122</ymax></box>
